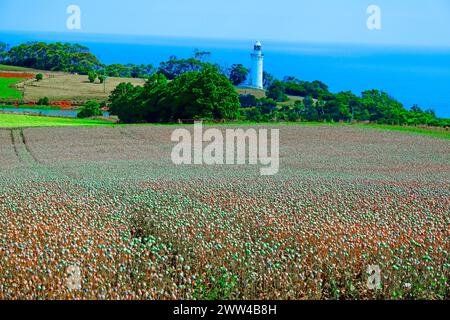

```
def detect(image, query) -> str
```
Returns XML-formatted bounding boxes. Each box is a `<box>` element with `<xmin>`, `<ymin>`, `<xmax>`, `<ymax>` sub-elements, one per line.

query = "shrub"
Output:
<box><xmin>267</xmin><ymin>81</ymin><xmax>288</xmax><ymax>102</ymax></box>
<box><xmin>77</xmin><ymin>101</ymin><xmax>102</xmax><ymax>118</ymax></box>
<box><xmin>239</xmin><ymin>94</ymin><xmax>258</xmax><ymax>108</ymax></box>
<box><xmin>88</xmin><ymin>71</ymin><xmax>97</xmax><ymax>83</ymax></box>
<box><xmin>98</xmin><ymin>75</ymin><xmax>106</xmax><ymax>84</ymax></box>
<box><xmin>37</xmin><ymin>97</ymin><xmax>49</xmax><ymax>105</ymax></box>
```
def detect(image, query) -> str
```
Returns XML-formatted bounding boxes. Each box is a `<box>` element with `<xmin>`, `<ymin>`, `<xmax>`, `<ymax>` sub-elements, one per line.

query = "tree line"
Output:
<box><xmin>0</xmin><ymin>42</ymin><xmax>154</xmax><ymax>78</ymax></box>
<box><xmin>0</xmin><ymin>42</ymin><xmax>248</xmax><ymax>81</ymax></box>
<box><xmin>1</xmin><ymin>41</ymin><xmax>448</xmax><ymax>126</ymax></box>
<box><xmin>260</xmin><ymin>77</ymin><xmax>449</xmax><ymax>127</ymax></box>
<box><xmin>109</xmin><ymin>66</ymin><xmax>240</xmax><ymax>123</ymax></box>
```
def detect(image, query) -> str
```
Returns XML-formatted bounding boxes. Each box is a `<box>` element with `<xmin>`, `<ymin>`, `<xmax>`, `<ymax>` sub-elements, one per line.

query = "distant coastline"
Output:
<box><xmin>1</xmin><ymin>30</ymin><xmax>449</xmax><ymax>118</ymax></box>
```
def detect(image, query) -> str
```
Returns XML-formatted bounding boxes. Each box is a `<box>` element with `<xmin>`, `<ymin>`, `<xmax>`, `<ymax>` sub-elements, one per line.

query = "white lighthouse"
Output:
<box><xmin>250</xmin><ymin>41</ymin><xmax>264</xmax><ymax>89</ymax></box>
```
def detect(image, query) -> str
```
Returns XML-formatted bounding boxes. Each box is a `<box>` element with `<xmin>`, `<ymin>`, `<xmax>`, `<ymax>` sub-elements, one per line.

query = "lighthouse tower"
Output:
<box><xmin>250</xmin><ymin>41</ymin><xmax>264</xmax><ymax>89</ymax></box>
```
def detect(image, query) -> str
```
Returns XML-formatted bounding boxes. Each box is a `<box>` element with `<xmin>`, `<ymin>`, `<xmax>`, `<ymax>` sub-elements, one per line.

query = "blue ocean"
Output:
<box><xmin>1</xmin><ymin>31</ymin><xmax>449</xmax><ymax>117</ymax></box>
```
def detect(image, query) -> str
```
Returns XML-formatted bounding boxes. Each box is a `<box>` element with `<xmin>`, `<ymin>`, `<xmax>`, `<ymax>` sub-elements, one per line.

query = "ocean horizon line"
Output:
<box><xmin>2</xmin><ymin>29</ymin><xmax>450</xmax><ymax>52</ymax></box>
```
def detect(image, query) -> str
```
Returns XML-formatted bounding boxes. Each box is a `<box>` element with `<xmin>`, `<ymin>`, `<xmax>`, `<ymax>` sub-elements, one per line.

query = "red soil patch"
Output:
<box><xmin>50</xmin><ymin>100</ymin><xmax>72</xmax><ymax>109</ymax></box>
<box><xmin>0</xmin><ymin>73</ymin><xmax>34</xmax><ymax>79</ymax></box>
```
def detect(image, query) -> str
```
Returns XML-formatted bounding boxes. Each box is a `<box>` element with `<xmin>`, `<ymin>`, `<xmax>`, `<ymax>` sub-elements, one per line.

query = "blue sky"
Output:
<box><xmin>1</xmin><ymin>0</ymin><xmax>449</xmax><ymax>47</ymax></box>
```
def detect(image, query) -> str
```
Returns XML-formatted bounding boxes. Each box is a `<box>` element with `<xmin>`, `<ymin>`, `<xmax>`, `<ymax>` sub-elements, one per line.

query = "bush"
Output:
<box><xmin>229</xmin><ymin>64</ymin><xmax>249</xmax><ymax>86</ymax></box>
<box><xmin>239</xmin><ymin>94</ymin><xmax>258</xmax><ymax>108</ymax></box>
<box><xmin>98</xmin><ymin>75</ymin><xmax>106</xmax><ymax>84</ymax></box>
<box><xmin>77</xmin><ymin>101</ymin><xmax>102</xmax><ymax>118</ymax></box>
<box><xmin>267</xmin><ymin>81</ymin><xmax>288</xmax><ymax>102</ymax></box>
<box><xmin>37</xmin><ymin>97</ymin><xmax>49</xmax><ymax>105</ymax></box>
<box><xmin>88</xmin><ymin>71</ymin><xmax>97</xmax><ymax>83</ymax></box>
<box><xmin>35</xmin><ymin>73</ymin><xmax>43</xmax><ymax>81</ymax></box>
<box><xmin>257</xmin><ymin>98</ymin><xmax>278</xmax><ymax>115</ymax></box>
<box><xmin>240</xmin><ymin>107</ymin><xmax>262</xmax><ymax>122</ymax></box>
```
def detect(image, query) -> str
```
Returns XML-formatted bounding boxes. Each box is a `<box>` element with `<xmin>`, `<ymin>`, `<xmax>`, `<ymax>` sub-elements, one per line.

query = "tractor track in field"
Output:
<box><xmin>9</xmin><ymin>128</ymin><xmax>76</xmax><ymax>180</ymax></box>
<box><xmin>19</xmin><ymin>129</ymin><xmax>44</xmax><ymax>165</ymax></box>
<box><xmin>9</xmin><ymin>129</ymin><xmax>20</xmax><ymax>160</ymax></box>
<box><xmin>10</xmin><ymin>129</ymin><xmax>37</xmax><ymax>166</ymax></box>
<box><xmin>119</xmin><ymin>127</ymin><xmax>140</xmax><ymax>141</ymax></box>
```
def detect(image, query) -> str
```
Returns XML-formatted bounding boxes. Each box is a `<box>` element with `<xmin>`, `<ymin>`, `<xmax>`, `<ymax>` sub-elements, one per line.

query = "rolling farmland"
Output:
<box><xmin>0</xmin><ymin>125</ymin><xmax>448</xmax><ymax>299</ymax></box>
<box><xmin>0</xmin><ymin>68</ymin><xmax>145</xmax><ymax>103</ymax></box>
<box><xmin>21</xmin><ymin>73</ymin><xmax>145</xmax><ymax>102</ymax></box>
<box><xmin>0</xmin><ymin>77</ymin><xmax>25</xmax><ymax>100</ymax></box>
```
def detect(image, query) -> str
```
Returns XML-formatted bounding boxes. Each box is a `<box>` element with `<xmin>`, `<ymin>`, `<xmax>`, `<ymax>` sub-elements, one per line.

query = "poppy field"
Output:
<box><xmin>0</xmin><ymin>125</ymin><xmax>448</xmax><ymax>300</ymax></box>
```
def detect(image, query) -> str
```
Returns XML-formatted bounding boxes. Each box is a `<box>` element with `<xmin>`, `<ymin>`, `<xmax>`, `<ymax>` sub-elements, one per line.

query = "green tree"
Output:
<box><xmin>35</xmin><ymin>73</ymin><xmax>44</xmax><ymax>81</ymax></box>
<box><xmin>158</xmin><ymin>57</ymin><xmax>206</xmax><ymax>80</ymax></box>
<box><xmin>109</xmin><ymin>82</ymin><xmax>146</xmax><ymax>123</ymax></box>
<box><xmin>301</xmin><ymin>96</ymin><xmax>318</xmax><ymax>121</ymax></box>
<box><xmin>164</xmin><ymin>66</ymin><xmax>240</xmax><ymax>121</ymax></box>
<box><xmin>88</xmin><ymin>70</ymin><xmax>97</xmax><ymax>83</ymax></box>
<box><xmin>229</xmin><ymin>64</ymin><xmax>249</xmax><ymax>86</ymax></box>
<box><xmin>240</xmin><ymin>107</ymin><xmax>262</xmax><ymax>122</ymax></box>
<box><xmin>257</xmin><ymin>98</ymin><xmax>277</xmax><ymax>115</ymax></box>
<box><xmin>263</xmin><ymin>72</ymin><xmax>275</xmax><ymax>89</ymax></box>
<box><xmin>194</xmin><ymin>50</ymin><xmax>211</xmax><ymax>62</ymax></box>
<box><xmin>98</xmin><ymin>74</ymin><xmax>106</xmax><ymax>84</ymax></box>
<box><xmin>267</xmin><ymin>80</ymin><xmax>288</xmax><ymax>102</ymax></box>
<box><xmin>324</xmin><ymin>92</ymin><xmax>352</xmax><ymax>122</ymax></box>
<box><xmin>239</xmin><ymin>94</ymin><xmax>258</xmax><ymax>108</ymax></box>
<box><xmin>109</xmin><ymin>67</ymin><xmax>240</xmax><ymax>123</ymax></box>
<box><xmin>141</xmin><ymin>73</ymin><xmax>169</xmax><ymax>122</ymax></box>
<box><xmin>3</xmin><ymin>42</ymin><xmax>102</xmax><ymax>74</ymax></box>
<box><xmin>104</xmin><ymin>64</ymin><xmax>153</xmax><ymax>78</ymax></box>
<box><xmin>77</xmin><ymin>101</ymin><xmax>103</xmax><ymax>118</ymax></box>
<box><xmin>0</xmin><ymin>42</ymin><xmax>9</xmax><ymax>62</ymax></box>
<box><xmin>406</xmin><ymin>105</ymin><xmax>441</xmax><ymax>126</ymax></box>
<box><xmin>361</xmin><ymin>90</ymin><xmax>406</xmax><ymax>124</ymax></box>
<box><xmin>281</xmin><ymin>77</ymin><xmax>331</xmax><ymax>99</ymax></box>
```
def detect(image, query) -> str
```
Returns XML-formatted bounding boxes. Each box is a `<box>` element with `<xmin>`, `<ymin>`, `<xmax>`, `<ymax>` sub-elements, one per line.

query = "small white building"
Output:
<box><xmin>250</xmin><ymin>41</ymin><xmax>264</xmax><ymax>89</ymax></box>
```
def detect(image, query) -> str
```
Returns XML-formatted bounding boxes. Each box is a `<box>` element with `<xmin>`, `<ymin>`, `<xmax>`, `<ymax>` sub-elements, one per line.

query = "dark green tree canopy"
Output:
<box><xmin>88</xmin><ymin>70</ymin><xmax>97</xmax><ymax>83</ymax></box>
<box><xmin>109</xmin><ymin>82</ymin><xmax>146</xmax><ymax>123</ymax></box>
<box><xmin>3</xmin><ymin>42</ymin><xmax>102</xmax><ymax>74</ymax></box>
<box><xmin>263</xmin><ymin>71</ymin><xmax>275</xmax><ymax>89</ymax></box>
<box><xmin>77</xmin><ymin>101</ymin><xmax>103</xmax><ymax>118</ymax></box>
<box><xmin>165</xmin><ymin>66</ymin><xmax>240</xmax><ymax>121</ymax></box>
<box><xmin>158</xmin><ymin>57</ymin><xmax>207</xmax><ymax>80</ymax></box>
<box><xmin>267</xmin><ymin>80</ymin><xmax>289</xmax><ymax>102</ymax></box>
<box><xmin>109</xmin><ymin>67</ymin><xmax>240</xmax><ymax>123</ymax></box>
<box><xmin>228</xmin><ymin>64</ymin><xmax>249</xmax><ymax>86</ymax></box>
<box><xmin>239</xmin><ymin>94</ymin><xmax>258</xmax><ymax>108</ymax></box>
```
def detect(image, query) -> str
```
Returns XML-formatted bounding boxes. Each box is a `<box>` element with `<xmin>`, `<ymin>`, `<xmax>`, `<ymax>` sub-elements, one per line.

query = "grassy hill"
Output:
<box><xmin>0</xmin><ymin>78</ymin><xmax>25</xmax><ymax>100</ymax></box>
<box><xmin>22</xmin><ymin>73</ymin><xmax>145</xmax><ymax>102</ymax></box>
